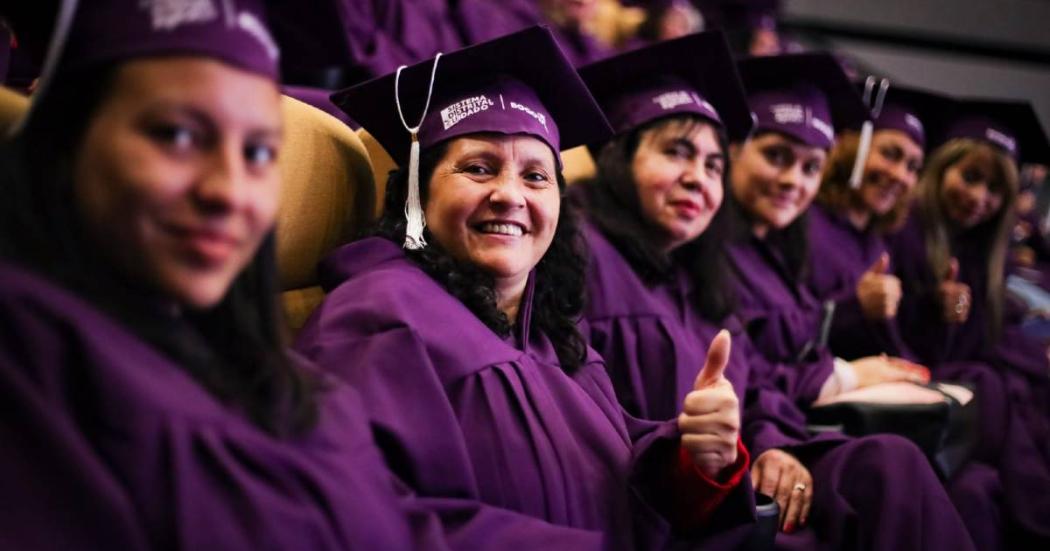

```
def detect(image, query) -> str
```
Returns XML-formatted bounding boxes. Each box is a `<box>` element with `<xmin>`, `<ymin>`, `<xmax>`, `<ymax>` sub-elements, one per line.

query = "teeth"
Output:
<box><xmin>479</xmin><ymin>222</ymin><xmax>524</xmax><ymax>237</ymax></box>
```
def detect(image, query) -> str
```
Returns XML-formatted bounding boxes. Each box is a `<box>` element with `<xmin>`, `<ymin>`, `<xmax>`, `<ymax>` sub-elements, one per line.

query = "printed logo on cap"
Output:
<box><xmin>985</xmin><ymin>128</ymin><xmax>1017</xmax><ymax>154</ymax></box>
<box><xmin>509</xmin><ymin>99</ymin><xmax>549</xmax><ymax>134</ymax></box>
<box><xmin>441</xmin><ymin>95</ymin><xmax>495</xmax><ymax>130</ymax></box>
<box><xmin>905</xmin><ymin>113</ymin><xmax>924</xmax><ymax>134</ymax></box>
<box><xmin>143</xmin><ymin>0</ymin><xmax>218</xmax><ymax>30</ymax></box>
<box><xmin>652</xmin><ymin>90</ymin><xmax>695</xmax><ymax>111</ymax></box>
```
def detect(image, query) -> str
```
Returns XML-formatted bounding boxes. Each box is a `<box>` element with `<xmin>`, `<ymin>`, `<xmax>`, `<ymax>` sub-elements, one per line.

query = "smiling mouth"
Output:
<box><xmin>476</xmin><ymin>222</ymin><xmax>526</xmax><ymax>237</ymax></box>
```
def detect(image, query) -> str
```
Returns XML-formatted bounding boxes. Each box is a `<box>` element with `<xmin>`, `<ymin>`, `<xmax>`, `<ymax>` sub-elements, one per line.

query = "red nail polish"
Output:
<box><xmin>784</xmin><ymin>523</ymin><xmax>795</xmax><ymax>534</ymax></box>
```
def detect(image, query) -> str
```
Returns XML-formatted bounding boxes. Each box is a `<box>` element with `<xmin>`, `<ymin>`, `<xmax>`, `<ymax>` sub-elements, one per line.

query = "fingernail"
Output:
<box><xmin>784</xmin><ymin>522</ymin><xmax>795</xmax><ymax>534</ymax></box>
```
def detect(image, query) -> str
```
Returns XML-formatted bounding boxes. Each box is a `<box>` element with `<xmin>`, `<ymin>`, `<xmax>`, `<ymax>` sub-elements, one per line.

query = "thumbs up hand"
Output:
<box><xmin>938</xmin><ymin>258</ymin><xmax>971</xmax><ymax>324</ymax></box>
<box><xmin>856</xmin><ymin>253</ymin><xmax>903</xmax><ymax>320</ymax></box>
<box><xmin>678</xmin><ymin>330</ymin><xmax>741</xmax><ymax>478</ymax></box>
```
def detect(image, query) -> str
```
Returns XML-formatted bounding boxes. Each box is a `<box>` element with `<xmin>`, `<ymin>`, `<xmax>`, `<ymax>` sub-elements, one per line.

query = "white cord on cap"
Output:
<box><xmin>394</xmin><ymin>52</ymin><xmax>442</xmax><ymax>250</ymax></box>
<box><xmin>9</xmin><ymin>0</ymin><xmax>80</xmax><ymax>137</ymax></box>
<box><xmin>849</xmin><ymin>76</ymin><xmax>890</xmax><ymax>189</ymax></box>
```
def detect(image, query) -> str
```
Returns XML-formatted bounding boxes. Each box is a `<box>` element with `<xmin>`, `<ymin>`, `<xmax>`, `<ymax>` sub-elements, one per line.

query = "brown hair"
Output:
<box><xmin>916</xmin><ymin>138</ymin><xmax>1019</xmax><ymax>341</ymax></box>
<box><xmin>817</xmin><ymin>130</ymin><xmax>912</xmax><ymax>234</ymax></box>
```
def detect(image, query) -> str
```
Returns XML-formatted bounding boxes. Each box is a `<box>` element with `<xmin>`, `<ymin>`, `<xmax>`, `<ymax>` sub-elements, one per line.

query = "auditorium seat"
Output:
<box><xmin>277</xmin><ymin>95</ymin><xmax>376</xmax><ymax>335</ymax></box>
<box><xmin>0</xmin><ymin>85</ymin><xmax>29</xmax><ymax>135</ymax></box>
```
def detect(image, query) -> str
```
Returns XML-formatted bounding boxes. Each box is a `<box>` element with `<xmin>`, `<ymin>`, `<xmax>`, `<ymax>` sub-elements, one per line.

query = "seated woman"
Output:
<box><xmin>0</xmin><ymin>1</ymin><xmax>449</xmax><ymax>549</ymax></box>
<box><xmin>886</xmin><ymin>100</ymin><xmax>1050</xmax><ymax>547</ymax></box>
<box><xmin>295</xmin><ymin>27</ymin><xmax>755</xmax><ymax>548</ymax></box>
<box><xmin>573</xmin><ymin>33</ymin><xmax>975</xmax><ymax>550</ymax></box>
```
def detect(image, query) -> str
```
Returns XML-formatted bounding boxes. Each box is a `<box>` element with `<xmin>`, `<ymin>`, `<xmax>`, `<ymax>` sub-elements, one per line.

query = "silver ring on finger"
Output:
<box><xmin>793</xmin><ymin>482</ymin><xmax>807</xmax><ymax>493</ymax></box>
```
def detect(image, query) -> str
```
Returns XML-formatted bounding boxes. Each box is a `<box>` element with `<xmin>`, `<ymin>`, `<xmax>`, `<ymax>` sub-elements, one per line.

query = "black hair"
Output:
<box><xmin>725</xmin><ymin>131</ymin><xmax>812</xmax><ymax>284</ymax></box>
<box><xmin>370</xmin><ymin>140</ymin><xmax>588</xmax><ymax>374</ymax></box>
<box><xmin>0</xmin><ymin>64</ymin><xmax>321</xmax><ymax>437</ymax></box>
<box><xmin>574</xmin><ymin>116</ymin><xmax>736</xmax><ymax>322</ymax></box>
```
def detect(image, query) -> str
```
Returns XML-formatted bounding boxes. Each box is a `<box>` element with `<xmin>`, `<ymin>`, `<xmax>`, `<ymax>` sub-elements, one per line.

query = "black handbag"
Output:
<box><xmin>806</xmin><ymin>382</ymin><xmax>979</xmax><ymax>480</ymax></box>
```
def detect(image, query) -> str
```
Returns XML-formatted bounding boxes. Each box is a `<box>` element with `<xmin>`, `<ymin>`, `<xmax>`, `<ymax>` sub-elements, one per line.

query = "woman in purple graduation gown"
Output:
<box><xmin>885</xmin><ymin>101</ymin><xmax>1050</xmax><ymax>547</ymax></box>
<box><xmin>573</xmin><ymin>33</ymin><xmax>975</xmax><ymax>550</ymax></box>
<box><xmin>296</xmin><ymin>27</ymin><xmax>756</xmax><ymax>549</ymax></box>
<box><xmin>0</xmin><ymin>1</ymin><xmax>449</xmax><ymax>549</ymax></box>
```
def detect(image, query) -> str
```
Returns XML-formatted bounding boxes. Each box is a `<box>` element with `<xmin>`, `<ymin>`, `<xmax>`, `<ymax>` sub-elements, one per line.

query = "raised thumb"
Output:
<box><xmin>945</xmin><ymin>258</ymin><xmax>960</xmax><ymax>282</ymax></box>
<box><xmin>869</xmin><ymin>252</ymin><xmax>890</xmax><ymax>274</ymax></box>
<box><xmin>695</xmin><ymin>329</ymin><xmax>732</xmax><ymax>389</ymax></box>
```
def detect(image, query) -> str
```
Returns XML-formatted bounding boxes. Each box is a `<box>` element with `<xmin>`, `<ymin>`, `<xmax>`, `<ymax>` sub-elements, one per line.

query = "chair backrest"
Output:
<box><xmin>0</xmin><ymin>86</ymin><xmax>29</xmax><ymax>136</ymax></box>
<box><xmin>277</xmin><ymin>95</ymin><xmax>376</xmax><ymax>334</ymax></box>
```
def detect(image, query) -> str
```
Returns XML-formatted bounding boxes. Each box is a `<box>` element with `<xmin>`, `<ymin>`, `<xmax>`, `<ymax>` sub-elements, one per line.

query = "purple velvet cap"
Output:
<box><xmin>943</xmin><ymin>99</ymin><xmax>1050</xmax><ymax>164</ymax></box>
<box><xmin>59</xmin><ymin>0</ymin><xmax>279</xmax><ymax>80</ymax></box>
<box><xmin>332</xmin><ymin>26</ymin><xmax>612</xmax><ymax>165</ymax></box>
<box><xmin>579</xmin><ymin>31</ymin><xmax>753</xmax><ymax>142</ymax></box>
<box><xmin>737</xmin><ymin>52</ymin><xmax>869</xmax><ymax>149</ymax></box>
<box><xmin>869</xmin><ymin>85</ymin><xmax>956</xmax><ymax>151</ymax></box>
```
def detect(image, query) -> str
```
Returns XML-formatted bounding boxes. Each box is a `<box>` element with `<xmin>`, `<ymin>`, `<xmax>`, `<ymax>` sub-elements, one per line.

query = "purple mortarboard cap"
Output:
<box><xmin>867</xmin><ymin>84</ymin><xmax>956</xmax><ymax>151</ymax></box>
<box><xmin>699</xmin><ymin>0</ymin><xmax>780</xmax><ymax>31</ymax></box>
<box><xmin>332</xmin><ymin>26</ymin><xmax>611</xmax><ymax>166</ymax></box>
<box><xmin>944</xmin><ymin>99</ymin><xmax>1050</xmax><ymax>164</ymax></box>
<box><xmin>58</xmin><ymin>0</ymin><xmax>279</xmax><ymax>79</ymax></box>
<box><xmin>579</xmin><ymin>31</ymin><xmax>753</xmax><ymax>142</ymax></box>
<box><xmin>738</xmin><ymin>52</ymin><xmax>869</xmax><ymax>149</ymax></box>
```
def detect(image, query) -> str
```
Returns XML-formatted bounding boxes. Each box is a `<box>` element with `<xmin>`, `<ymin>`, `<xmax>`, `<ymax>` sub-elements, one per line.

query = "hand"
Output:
<box><xmin>752</xmin><ymin>449</ymin><xmax>813</xmax><ymax>533</ymax></box>
<box><xmin>678</xmin><ymin>330</ymin><xmax>741</xmax><ymax>479</ymax></box>
<box><xmin>849</xmin><ymin>354</ymin><xmax>931</xmax><ymax>388</ymax></box>
<box><xmin>856</xmin><ymin>253</ymin><xmax>902</xmax><ymax>320</ymax></box>
<box><xmin>938</xmin><ymin>258</ymin><xmax>971</xmax><ymax>324</ymax></box>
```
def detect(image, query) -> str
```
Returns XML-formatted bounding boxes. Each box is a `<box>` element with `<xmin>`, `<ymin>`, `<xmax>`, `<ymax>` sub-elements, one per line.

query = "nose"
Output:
<box><xmin>680</xmin><ymin>159</ymin><xmax>716</xmax><ymax>203</ymax></box>
<box><xmin>194</xmin><ymin>143</ymin><xmax>246</xmax><ymax>215</ymax></box>
<box><xmin>487</xmin><ymin>173</ymin><xmax>527</xmax><ymax>211</ymax></box>
<box><xmin>886</xmin><ymin>160</ymin><xmax>914</xmax><ymax>188</ymax></box>
<box><xmin>778</xmin><ymin>162</ymin><xmax>805</xmax><ymax>190</ymax></box>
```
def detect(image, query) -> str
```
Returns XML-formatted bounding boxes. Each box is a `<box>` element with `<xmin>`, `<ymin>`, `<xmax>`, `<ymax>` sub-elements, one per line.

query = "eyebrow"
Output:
<box><xmin>140</xmin><ymin>101</ymin><xmax>281</xmax><ymax>138</ymax></box>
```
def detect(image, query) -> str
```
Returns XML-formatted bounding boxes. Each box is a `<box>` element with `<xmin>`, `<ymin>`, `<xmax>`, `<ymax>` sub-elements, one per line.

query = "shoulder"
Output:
<box><xmin>580</xmin><ymin>221</ymin><xmax>664</xmax><ymax>320</ymax></box>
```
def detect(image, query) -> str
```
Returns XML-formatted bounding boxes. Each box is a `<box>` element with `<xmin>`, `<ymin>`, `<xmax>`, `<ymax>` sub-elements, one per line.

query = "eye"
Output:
<box><xmin>245</xmin><ymin>142</ymin><xmax>278</xmax><ymax>168</ymax></box>
<box><xmin>147</xmin><ymin>123</ymin><xmax>198</xmax><ymax>151</ymax></box>
<box><xmin>907</xmin><ymin>159</ymin><xmax>922</xmax><ymax>175</ymax></box>
<box><xmin>706</xmin><ymin>157</ymin><xmax>725</xmax><ymax>178</ymax></box>
<box><xmin>523</xmin><ymin>169</ymin><xmax>552</xmax><ymax>187</ymax></box>
<box><xmin>461</xmin><ymin>162</ymin><xmax>494</xmax><ymax>177</ymax></box>
<box><xmin>803</xmin><ymin>159</ymin><xmax>824</xmax><ymax>176</ymax></box>
<box><xmin>761</xmin><ymin>145</ymin><xmax>791</xmax><ymax>167</ymax></box>
<box><xmin>879</xmin><ymin>146</ymin><xmax>903</xmax><ymax>163</ymax></box>
<box><xmin>962</xmin><ymin>168</ymin><xmax>983</xmax><ymax>184</ymax></box>
<box><xmin>664</xmin><ymin>143</ymin><xmax>693</xmax><ymax>160</ymax></box>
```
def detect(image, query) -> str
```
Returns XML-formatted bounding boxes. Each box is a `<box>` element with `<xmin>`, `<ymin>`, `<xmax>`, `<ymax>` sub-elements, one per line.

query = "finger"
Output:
<box><xmin>756</xmin><ymin>458</ymin><xmax>782</xmax><ymax>500</ymax></box>
<box><xmin>800</xmin><ymin>478</ymin><xmax>814</xmax><ymax>526</ymax></box>
<box><xmin>869</xmin><ymin>252</ymin><xmax>890</xmax><ymax>274</ymax></box>
<box><xmin>775</xmin><ymin>465</ymin><xmax>798</xmax><ymax>525</ymax></box>
<box><xmin>945</xmin><ymin>258</ymin><xmax>959</xmax><ymax>282</ymax></box>
<box><xmin>782</xmin><ymin>482</ymin><xmax>805</xmax><ymax>532</ymax></box>
<box><xmin>681</xmin><ymin>387</ymin><xmax>739</xmax><ymax>416</ymax></box>
<box><xmin>695</xmin><ymin>329</ymin><xmax>732</xmax><ymax>390</ymax></box>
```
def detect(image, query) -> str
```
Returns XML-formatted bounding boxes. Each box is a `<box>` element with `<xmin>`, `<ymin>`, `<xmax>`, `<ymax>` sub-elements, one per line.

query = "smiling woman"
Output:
<box><xmin>0</xmin><ymin>1</ymin><xmax>453</xmax><ymax>549</ymax></box>
<box><xmin>295</xmin><ymin>26</ymin><xmax>760</xmax><ymax>548</ymax></box>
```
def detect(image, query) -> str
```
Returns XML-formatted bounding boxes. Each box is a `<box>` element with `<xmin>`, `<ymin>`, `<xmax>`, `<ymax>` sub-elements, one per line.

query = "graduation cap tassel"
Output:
<box><xmin>394</xmin><ymin>52</ymin><xmax>443</xmax><ymax>250</ymax></box>
<box><xmin>850</xmin><ymin>77</ymin><xmax>889</xmax><ymax>190</ymax></box>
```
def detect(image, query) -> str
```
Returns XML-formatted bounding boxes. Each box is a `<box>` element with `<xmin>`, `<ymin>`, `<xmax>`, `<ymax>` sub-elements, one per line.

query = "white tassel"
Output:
<box><xmin>403</xmin><ymin>133</ymin><xmax>427</xmax><ymax>249</ymax></box>
<box><xmin>850</xmin><ymin>77</ymin><xmax>889</xmax><ymax>189</ymax></box>
<box><xmin>849</xmin><ymin>121</ymin><xmax>874</xmax><ymax>189</ymax></box>
<box><xmin>393</xmin><ymin>52</ymin><xmax>442</xmax><ymax>250</ymax></box>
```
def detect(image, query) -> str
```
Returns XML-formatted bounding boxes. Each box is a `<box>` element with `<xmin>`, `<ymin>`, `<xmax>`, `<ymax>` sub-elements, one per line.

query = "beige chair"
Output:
<box><xmin>277</xmin><ymin>95</ymin><xmax>376</xmax><ymax>334</ymax></box>
<box><xmin>356</xmin><ymin>128</ymin><xmax>597</xmax><ymax>194</ymax></box>
<box><xmin>0</xmin><ymin>86</ymin><xmax>30</xmax><ymax>135</ymax></box>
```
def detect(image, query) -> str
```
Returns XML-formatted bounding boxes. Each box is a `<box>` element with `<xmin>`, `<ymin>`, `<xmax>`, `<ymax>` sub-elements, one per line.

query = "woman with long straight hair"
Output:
<box><xmin>886</xmin><ymin>101</ymin><xmax>1050</xmax><ymax>547</ymax></box>
<box><xmin>295</xmin><ymin>27</ymin><xmax>756</xmax><ymax>549</ymax></box>
<box><xmin>0</xmin><ymin>2</ymin><xmax>449</xmax><ymax>548</ymax></box>
<box><xmin>574</xmin><ymin>34</ymin><xmax>976</xmax><ymax>550</ymax></box>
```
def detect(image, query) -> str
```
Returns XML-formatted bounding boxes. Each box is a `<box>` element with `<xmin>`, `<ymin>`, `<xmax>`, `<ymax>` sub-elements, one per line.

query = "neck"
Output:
<box><xmin>495</xmin><ymin>275</ymin><xmax>528</xmax><ymax>324</ymax></box>
<box><xmin>751</xmin><ymin>222</ymin><xmax>769</xmax><ymax>239</ymax></box>
<box><xmin>846</xmin><ymin>206</ymin><xmax>872</xmax><ymax>230</ymax></box>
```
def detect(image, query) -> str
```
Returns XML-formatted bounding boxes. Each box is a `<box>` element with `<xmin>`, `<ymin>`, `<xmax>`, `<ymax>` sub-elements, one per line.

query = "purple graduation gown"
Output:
<box><xmin>0</xmin><ymin>261</ymin><xmax>446</xmax><ymax>551</ymax></box>
<box><xmin>579</xmin><ymin>220</ymin><xmax>977</xmax><ymax>551</ymax></box>
<box><xmin>887</xmin><ymin>209</ymin><xmax>1050</xmax><ymax>544</ymax></box>
<box><xmin>294</xmin><ymin>237</ymin><xmax>755</xmax><ymax>550</ymax></box>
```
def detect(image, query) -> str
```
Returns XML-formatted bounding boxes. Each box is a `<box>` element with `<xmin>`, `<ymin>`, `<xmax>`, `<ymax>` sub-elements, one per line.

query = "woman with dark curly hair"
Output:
<box><xmin>295</xmin><ymin>27</ymin><xmax>758</xmax><ymax>549</ymax></box>
<box><xmin>0</xmin><ymin>1</ymin><xmax>451</xmax><ymax>549</ymax></box>
<box><xmin>573</xmin><ymin>33</ymin><xmax>975</xmax><ymax>550</ymax></box>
